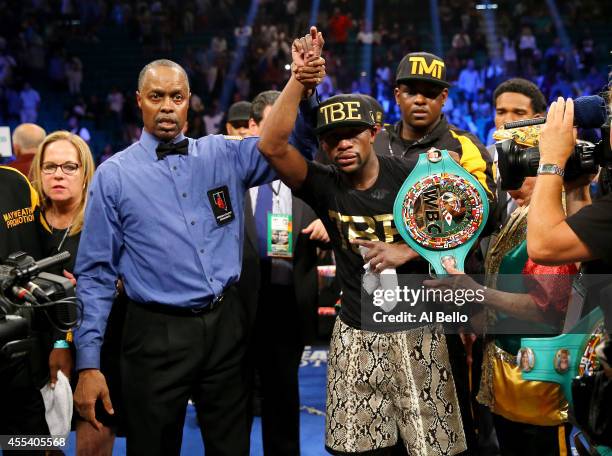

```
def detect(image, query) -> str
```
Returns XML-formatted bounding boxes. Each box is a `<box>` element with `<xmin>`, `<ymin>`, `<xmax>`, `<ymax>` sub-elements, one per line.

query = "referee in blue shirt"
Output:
<box><xmin>73</xmin><ymin>55</ymin><xmax>323</xmax><ymax>455</ymax></box>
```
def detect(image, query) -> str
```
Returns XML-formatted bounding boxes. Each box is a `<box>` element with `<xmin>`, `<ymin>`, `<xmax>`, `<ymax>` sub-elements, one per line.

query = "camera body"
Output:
<box><xmin>0</xmin><ymin>251</ymin><xmax>76</xmax><ymax>361</ymax></box>
<box><xmin>496</xmin><ymin>123</ymin><xmax>611</xmax><ymax>190</ymax></box>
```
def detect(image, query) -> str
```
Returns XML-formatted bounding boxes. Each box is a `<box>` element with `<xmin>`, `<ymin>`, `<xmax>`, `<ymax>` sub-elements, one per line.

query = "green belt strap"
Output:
<box><xmin>521</xmin><ymin>306</ymin><xmax>604</xmax><ymax>405</ymax></box>
<box><xmin>521</xmin><ymin>306</ymin><xmax>611</xmax><ymax>454</ymax></box>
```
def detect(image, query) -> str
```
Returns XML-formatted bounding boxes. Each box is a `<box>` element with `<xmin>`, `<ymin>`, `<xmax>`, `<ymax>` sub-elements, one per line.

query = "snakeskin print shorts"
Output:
<box><xmin>325</xmin><ymin>318</ymin><xmax>467</xmax><ymax>455</ymax></box>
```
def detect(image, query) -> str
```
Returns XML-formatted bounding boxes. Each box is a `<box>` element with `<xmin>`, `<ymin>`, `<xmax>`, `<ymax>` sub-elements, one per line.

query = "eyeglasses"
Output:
<box><xmin>41</xmin><ymin>162</ymin><xmax>81</xmax><ymax>175</ymax></box>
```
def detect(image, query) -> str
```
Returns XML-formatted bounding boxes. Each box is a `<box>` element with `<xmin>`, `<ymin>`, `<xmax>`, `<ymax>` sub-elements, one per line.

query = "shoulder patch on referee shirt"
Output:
<box><xmin>207</xmin><ymin>185</ymin><xmax>235</xmax><ymax>225</ymax></box>
<box><xmin>223</xmin><ymin>135</ymin><xmax>244</xmax><ymax>140</ymax></box>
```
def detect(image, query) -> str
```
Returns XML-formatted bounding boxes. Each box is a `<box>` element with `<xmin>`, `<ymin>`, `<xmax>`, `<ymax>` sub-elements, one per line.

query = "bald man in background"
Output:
<box><xmin>8</xmin><ymin>123</ymin><xmax>46</xmax><ymax>178</ymax></box>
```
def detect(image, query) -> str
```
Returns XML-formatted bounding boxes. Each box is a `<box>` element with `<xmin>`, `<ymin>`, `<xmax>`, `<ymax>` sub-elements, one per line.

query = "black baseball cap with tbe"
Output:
<box><xmin>315</xmin><ymin>94</ymin><xmax>377</xmax><ymax>135</ymax></box>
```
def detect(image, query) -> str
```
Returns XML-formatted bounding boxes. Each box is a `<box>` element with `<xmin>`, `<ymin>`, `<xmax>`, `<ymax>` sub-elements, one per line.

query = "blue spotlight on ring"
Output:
<box><xmin>429</xmin><ymin>0</ymin><xmax>443</xmax><ymax>56</ymax></box>
<box><xmin>359</xmin><ymin>0</ymin><xmax>374</xmax><ymax>93</ymax></box>
<box><xmin>310</xmin><ymin>0</ymin><xmax>321</xmax><ymax>29</ymax></box>
<box><xmin>219</xmin><ymin>0</ymin><xmax>260</xmax><ymax>113</ymax></box>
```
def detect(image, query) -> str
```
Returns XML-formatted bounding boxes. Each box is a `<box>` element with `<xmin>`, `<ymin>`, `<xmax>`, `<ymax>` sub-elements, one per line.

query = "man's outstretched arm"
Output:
<box><xmin>527</xmin><ymin>98</ymin><xmax>594</xmax><ymax>264</ymax></box>
<box><xmin>258</xmin><ymin>75</ymin><xmax>309</xmax><ymax>190</ymax></box>
<box><xmin>258</xmin><ymin>27</ymin><xmax>325</xmax><ymax>191</ymax></box>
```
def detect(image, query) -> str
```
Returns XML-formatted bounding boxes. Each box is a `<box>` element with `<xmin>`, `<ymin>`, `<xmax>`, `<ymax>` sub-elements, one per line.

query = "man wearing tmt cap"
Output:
<box><xmin>374</xmin><ymin>52</ymin><xmax>494</xmax><ymax>194</ymax></box>
<box><xmin>259</xmin><ymin>42</ymin><xmax>472</xmax><ymax>453</ymax></box>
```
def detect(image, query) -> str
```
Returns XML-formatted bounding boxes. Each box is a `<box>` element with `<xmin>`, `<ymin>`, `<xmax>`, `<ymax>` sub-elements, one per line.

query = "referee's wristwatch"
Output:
<box><xmin>537</xmin><ymin>163</ymin><xmax>565</xmax><ymax>178</ymax></box>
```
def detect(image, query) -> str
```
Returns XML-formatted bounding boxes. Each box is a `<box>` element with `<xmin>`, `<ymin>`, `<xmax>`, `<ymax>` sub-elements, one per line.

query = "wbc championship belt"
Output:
<box><xmin>393</xmin><ymin>148</ymin><xmax>489</xmax><ymax>275</ymax></box>
<box><xmin>519</xmin><ymin>307</ymin><xmax>606</xmax><ymax>403</ymax></box>
<box><xmin>519</xmin><ymin>307</ymin><xmax>611</xmax><ymax>455</ymax></box>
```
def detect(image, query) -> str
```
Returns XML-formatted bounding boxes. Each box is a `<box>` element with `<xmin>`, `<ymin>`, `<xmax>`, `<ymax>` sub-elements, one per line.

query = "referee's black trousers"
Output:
<box><xmin>121</xmin><ymin>286</ymin><xmax>250</xmax><ymax>456</ymax></box>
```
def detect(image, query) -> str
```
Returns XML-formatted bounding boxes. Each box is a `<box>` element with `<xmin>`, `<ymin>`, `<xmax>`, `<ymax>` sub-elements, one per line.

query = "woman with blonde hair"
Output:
<box><xmin>31</xmin><ymin>131</ymin><xmax>95</xmax><ymax>258</ymax></box>
<box><xmin>32</xmin><ymin>131</ymin><xmax>125</xmax><ymax>455</ymax></box>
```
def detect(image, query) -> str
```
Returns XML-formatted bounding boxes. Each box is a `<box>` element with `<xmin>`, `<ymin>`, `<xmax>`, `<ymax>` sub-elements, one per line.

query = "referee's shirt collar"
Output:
<box><xmin>139</xmin><ymin>129</ymin><xmax>188</xmax><ymax>159</ymax></box>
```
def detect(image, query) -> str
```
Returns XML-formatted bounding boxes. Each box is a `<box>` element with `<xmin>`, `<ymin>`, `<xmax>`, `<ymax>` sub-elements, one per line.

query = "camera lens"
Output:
<box><xmin>496</xmin><ymin>140</ymin><xmax>540</xmax><ymax>190</ymax></box>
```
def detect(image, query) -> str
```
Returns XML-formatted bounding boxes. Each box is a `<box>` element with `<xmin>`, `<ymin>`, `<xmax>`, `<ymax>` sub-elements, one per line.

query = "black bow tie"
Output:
<box><xmin>156</xmin><ymin>138</ymin><xmax>189</xmax><ymax>160</ymax></box>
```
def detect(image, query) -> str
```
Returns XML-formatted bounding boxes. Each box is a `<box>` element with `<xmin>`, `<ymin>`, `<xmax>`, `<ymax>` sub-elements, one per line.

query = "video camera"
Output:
<box><xmin>0</xmin><ymin>251</ymin><xmax>78</xmax><ymax>361</ymax></box>
<box><xmin>494</xmin><ymin>95</ymin><xmax>611</xmax><ymax>190</ymax></box>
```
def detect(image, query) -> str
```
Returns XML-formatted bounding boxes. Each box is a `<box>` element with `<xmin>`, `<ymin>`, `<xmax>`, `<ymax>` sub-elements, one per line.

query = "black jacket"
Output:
<box><xmin>238</xmin><ymin>190</ymin><xmax>320</xmax><ymax>344</ymax></box>
<box><xmin>0</xmin><ymin>166</ymin><xmax>42</xmax><ymax>261</ymax></box>
<box><xmin>373</xmin><ymin>115</ymin><xmax>496</xmax><ymax>199</ymax></box>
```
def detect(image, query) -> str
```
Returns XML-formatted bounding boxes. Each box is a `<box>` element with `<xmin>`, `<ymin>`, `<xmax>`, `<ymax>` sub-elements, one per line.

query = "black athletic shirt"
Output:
<box><xmin>38</xmin><ymin>213</ymin><xmax>81</xmax><ymax>274</ymax></box>
<box><xmin>566</xmin><ymin>193</ymin><xmax>612</xmax><ymax>330</ymax></box>
<box><xmin>295</xmin><ymin>155</ymin><xmax>428</xmax><ymax>328</ymax></box>
<box><xmin>566</xmin><ymin>192</ymin><xmax>612</xmax><ymax>267</ymax></box>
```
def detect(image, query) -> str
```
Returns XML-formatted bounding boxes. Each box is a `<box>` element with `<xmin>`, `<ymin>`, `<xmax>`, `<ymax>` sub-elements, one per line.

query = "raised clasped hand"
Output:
<box><xmin>291</xmin><ymin>26</ymin><xmax>326</xmax><ymax>92</ymax></box>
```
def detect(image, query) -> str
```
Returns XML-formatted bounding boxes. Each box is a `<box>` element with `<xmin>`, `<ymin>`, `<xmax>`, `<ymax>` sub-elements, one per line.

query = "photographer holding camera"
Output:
<box><xmin>527</xmin><ymin>93</ymin><xmax>612</xmax><ymax>367</ymax></box>
<box><xmin>527</xmin><ymin>95</ymin><xmax>611</xmax><ymax>266</ymax></box>
<box><xmin>0</xmin><ymin>165</ymin><xmax>49</xmax><ymax>451</ymax></box>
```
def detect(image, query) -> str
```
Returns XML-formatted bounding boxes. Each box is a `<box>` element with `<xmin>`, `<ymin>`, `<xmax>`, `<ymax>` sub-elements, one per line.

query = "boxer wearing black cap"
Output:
<box><xmin>259</xmin><ymin>37</ymin><xmax>469</xmax><ymax>454</ymax></box>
